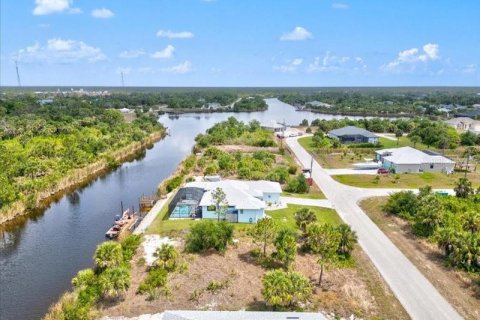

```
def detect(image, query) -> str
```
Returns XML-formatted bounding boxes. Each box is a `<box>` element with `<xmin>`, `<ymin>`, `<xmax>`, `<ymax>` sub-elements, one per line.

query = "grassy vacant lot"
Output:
<box><xmin>360</xmin><ymin>197</ymin><xmax>480</xmax><ymax>319</ymax></box>
<box><xmin>266</xmin><ymin>204</ymin><xmax>341</xmax><ymax>229</ymax></box>
<box><xmin>378</xmin><ymin>136</ymin><xmax>427</xmax><ymax>149</ymax></box>
<box><xmin>333</xmin><ymin>172</ymin><xmax>480</xmax><ymax>188</ymax></box>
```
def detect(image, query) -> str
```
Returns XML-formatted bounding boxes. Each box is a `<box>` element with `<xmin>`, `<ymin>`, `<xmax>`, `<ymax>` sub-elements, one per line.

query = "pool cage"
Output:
<box><xmin>169</xmin><ymin>187</ymin><xmax>204</xmax><ymax>219</ymax></box>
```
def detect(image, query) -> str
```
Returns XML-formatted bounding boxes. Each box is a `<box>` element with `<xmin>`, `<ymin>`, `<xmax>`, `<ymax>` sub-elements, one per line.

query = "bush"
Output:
<box><xmin>262</xmin><ymin>270</ymin><xmax>312</xmax><ymax>309</ymax></box>
<box><xmin>287</xmin><ymin>165</ymin><xmax>297</xmax><ymax>175</ymax></box>
<box><xmin>121</xmin><ymin>235</ymin><xmax>142</xmax><ymax>262</ymax></box>
<box><xmin>137</xmin><ymin>267</ymin><xmax>168</xmax><ymax>295</ymax></box>
<box><xmin>382</xmin><ymin>191</ymin><xmax>418</xmax><ymax>218</ymax></box>
<box><xmin>285</xmin><ymin>174</ymin><xmax>309</xmax><ymax>193</ymax></box>
<box><xmin>165</xmin><ymin>175</ymin><xmax>184</xmax><ymax>193</ymax></box>
<box><xmin>185</xmin><ymin>220</ymin><xmax>234</xmax><ymax>253</ymax></box>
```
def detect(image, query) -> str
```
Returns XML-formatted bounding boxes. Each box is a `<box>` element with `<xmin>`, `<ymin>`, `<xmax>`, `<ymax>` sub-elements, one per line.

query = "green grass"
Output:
<box><xmin>298</xmin><ymin>136</ymin><xmax>316</xmax><ymax>153</ymax></box>
<box><xmin>267</xmin><ymin>204</ymin><xmax>341</xmax><ymax>229</ymax></box>
<box><xmin>333</xmin><ymin>171</ymin><xmax>480</xmax><ymax>188</ymax></box>
<box><xmin>281</xmin><ymin>191</ymin><xmax>325</xmax><ymax>199</ymax></box>
<box><xmin>378</xmin><ymin>136</ymin><xmax>426</xmax><ymax>149</ymax></box>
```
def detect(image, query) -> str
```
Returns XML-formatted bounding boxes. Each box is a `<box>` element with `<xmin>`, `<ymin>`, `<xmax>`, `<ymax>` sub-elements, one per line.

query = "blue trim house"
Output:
<box><xmin>182</xmin><ymin>180</ymin><xmax>282</xmax><ymax>223</ymax></box>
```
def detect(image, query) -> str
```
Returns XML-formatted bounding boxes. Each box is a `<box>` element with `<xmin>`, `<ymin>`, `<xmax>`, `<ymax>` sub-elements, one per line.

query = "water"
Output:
<box><xmin>0</xmin><ymin>98</ymin><xmax>369</xmax><ymax>320</ymax></box>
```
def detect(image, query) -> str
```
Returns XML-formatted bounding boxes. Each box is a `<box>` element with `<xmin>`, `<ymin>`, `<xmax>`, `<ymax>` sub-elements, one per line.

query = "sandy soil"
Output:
<box><xmin>360</xmin><ymin>197</ymin><xmax>480</xmax><ymax>320</ymax></box>
<box><xmin>99</xmin><ymin>236</ymin><xmax>407</xmax><ymax>319</ymax></box>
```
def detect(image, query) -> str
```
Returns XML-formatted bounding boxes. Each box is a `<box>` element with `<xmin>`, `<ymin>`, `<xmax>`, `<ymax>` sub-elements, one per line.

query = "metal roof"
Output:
<box><xmin>328</xmin><ymin>126</ymin><xmax>378</xmax><ymax>138</ymax></box>
<box><xmin>376</xmin><ymin>146</ymin><xmax>455</xmax><ymax>165</ymax></box>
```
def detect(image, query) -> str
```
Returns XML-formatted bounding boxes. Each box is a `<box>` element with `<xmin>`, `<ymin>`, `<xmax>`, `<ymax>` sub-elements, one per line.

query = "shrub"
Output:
<box><xmin>137</xmin><ymin>267</ymin><xmax>168</xmax><ymax>295</ymax></box>
<box><xmin>166</xmin><ymin>175</ymin><xmax>183</xmax><ymax>193</ymax></box>
<box><xmin>121</xmin><ymin>235</ymin><xmax>142</xmax><ymax>262</ymax></box>
<box><xmin>98</xmin><ymin>266</ymin><xmax>131</xmax><ymax>300</ymax></box>
<box><xmin>262</xmin><ymin>270</ymin><xmax>312</xmax><ymax>309</ymax></box>
<box><xmin>185</xmin><ymin>220</ymin><xmax>234</xmax><ymax>253</ymax></box>
<box><xmin>94</xmin><ymin>241</ymin><xmax>124</xmax><ymax>270</ymax></box>
<box><xmin>287</xmin><ymin>165</ymin><xmax>297</xmax><ymax>175</ymax></box>
<box><xmin>273</xmin><ymin>229</ymin><xmax>297</xmax><ymax>269</ymax></box>
<box><xmin>153</xmin><ymin>244</ymin><xmax>179</xmax><ymax>272</ymax></box>
<box><xmin>284</xmin><ymin>174</ymin><xmax>309</xmax><ymax>193</ymax></box>
<box><xmin>382</xmin><ymin>191</ymin><xmax>418</xmax><ymax>218</ymax></box>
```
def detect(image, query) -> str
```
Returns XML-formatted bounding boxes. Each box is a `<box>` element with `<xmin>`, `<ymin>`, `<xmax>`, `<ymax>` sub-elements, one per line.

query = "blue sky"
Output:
<box><xmin>1</xmin><ymin>0</ymin><xmax>479</xmax><ymax>86</ymax></box>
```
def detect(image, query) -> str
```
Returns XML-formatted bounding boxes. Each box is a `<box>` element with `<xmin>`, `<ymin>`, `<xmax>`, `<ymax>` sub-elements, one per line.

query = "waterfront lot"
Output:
<box><xmin>360</xmin><ymin>197</ymin><xmax>480</xmax><ymax>320</ymax></box>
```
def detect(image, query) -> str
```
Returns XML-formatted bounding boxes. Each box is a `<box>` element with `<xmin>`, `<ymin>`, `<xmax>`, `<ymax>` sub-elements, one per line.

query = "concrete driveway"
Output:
<box><xmin>286</xmin><ymin>136</ymin><xmax>461</xmax><ymax>320</ymax></box>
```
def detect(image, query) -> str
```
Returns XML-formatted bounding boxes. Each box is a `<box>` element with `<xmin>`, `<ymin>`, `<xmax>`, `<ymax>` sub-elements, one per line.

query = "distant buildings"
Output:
<box><xmin>171</xmin><ymin>180</ymin><xmax>282</xmax><ymax>223</ymax></box>
<box><xmin>375</xmin><ymin>146</ymin><xmax>455</xmax><ymax>174</ymax></box>
<box><xmin>327</xmin><ymin>126</ymin><xmax>379</xmax><ymax>144</ymax></box>
<box><xmin>306</xmin><ymin>100</ymin><xmax>332</xmax><ymax>108</ymax></box>
<box><xmin>261</xmin><ymin>120</ymin><xmax>286</xmax><ymax>133</ymax></box>
<box><xmin>445</xmin><ymin>117</ymin><xmax>480</xmax><ymax>133</ymax></box>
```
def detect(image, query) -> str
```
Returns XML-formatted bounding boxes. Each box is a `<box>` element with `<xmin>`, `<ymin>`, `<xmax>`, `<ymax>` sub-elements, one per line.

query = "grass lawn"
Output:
<box><xmin>378</xmin><ymin>136</ymin><xmax>426</xmax><ymax>149</ymax></box>
<box><xmin>267</xmin><ymin>204</ymin><xmax>341</xmax><ymax>229</ymax></box>
<box><xmin>281</xmin><ymin>191</ymin><xmax>325</xmax><ymax>199</ymax></box>
<box><xmin>333</xmin><ymin>171</ymin><xmax>480</xmax><ymax>188</ymax></box>
<box><xmin>298</xmin><ymin>136</ymin><xmax>316</xmax><ymax>153</ymax></box>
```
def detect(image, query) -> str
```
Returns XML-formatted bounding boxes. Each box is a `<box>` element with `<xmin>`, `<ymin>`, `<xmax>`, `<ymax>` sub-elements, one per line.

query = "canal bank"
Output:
<box><xmin>0</xmin><ymin>99</ymin><xmax>372</xmax><ymax>320</ymax></box>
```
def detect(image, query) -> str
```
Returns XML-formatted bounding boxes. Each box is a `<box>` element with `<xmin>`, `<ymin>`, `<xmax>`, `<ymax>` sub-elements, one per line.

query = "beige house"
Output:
<box><xmin>445</xmin><ymin>117</ymin><xmax>480</xmax><ymax>133</ymax></box>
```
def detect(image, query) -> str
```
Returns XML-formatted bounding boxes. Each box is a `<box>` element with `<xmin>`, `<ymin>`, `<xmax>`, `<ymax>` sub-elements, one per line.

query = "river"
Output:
<box><xmin>0</xmin><ymin>98</ymin><xmax>370</xmax><ymax>320</ymax></box>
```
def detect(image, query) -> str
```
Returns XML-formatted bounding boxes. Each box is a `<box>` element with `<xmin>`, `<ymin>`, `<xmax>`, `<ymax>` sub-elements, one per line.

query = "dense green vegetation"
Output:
<box><xmin>45</xmin><ymin>235</ymin><xmax>142</xmax><ymax>320</ymax></box>
<box><xmin>185</xmin><ymin>220</ymin><xmax>234</xmax><ymax>253</ymax></box>
<box><xmin>0</xmin><ymin>95</ymin><xmax>164</xmax><ymax>217</ymax></box>
<box><xmin>280</xmin><ymin>88</ymin><xmax>480</xmax><ymax>116</ymax></box>
<box><xmin>232</xmin><ymin>96</ymin><xmax>268</xmax><ymax>112</ymax></box>
<box><xmin>383</xmin><ymin>182</ymin><xmax>480</xmax><ymax>273</ymax></box>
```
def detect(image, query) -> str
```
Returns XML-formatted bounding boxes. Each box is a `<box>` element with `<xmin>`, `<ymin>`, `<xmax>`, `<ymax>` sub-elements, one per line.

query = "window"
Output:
<box><xmin>430</xmin><ymin>163</ymin><xmax>434</xmax><ymax>169</ymax></box>
<box><xmin>268</xmin><ymin>195</ymin><xmax>271</xmax><ymax>198</ymax></box>
<box><xmin>240</xmin><ymin>209</ymin><xmax>244</xmax><ymax>214</ymax></box>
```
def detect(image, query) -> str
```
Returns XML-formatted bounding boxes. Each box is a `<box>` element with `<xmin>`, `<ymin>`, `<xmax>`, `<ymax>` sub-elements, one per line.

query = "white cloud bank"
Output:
<box><xmin>151</xmin><ymin>45</ymin><xmax>175</xmax><ymax>59</ymax></box>
<box><xmin>382</xmin><ymin>43</ymin><xmax>440</xmax><ymax>72</ymax></box>
<box><xmin>307</xmin><ymin>52</ymin><xmax>366</xmax><ymax>73</ymax></box>
<box><xmin>280</xmin><ymin>27</ymin><xmax>313</xmax><ymax>41</ymax></box>
<box><xmin>16</xmin><ymin>38</ymin><xmax>106</xmax><ymax>63</ymax></box>
<box><xmin>91</xmin><ymin>8</ymin><xmax>114</xmax><ymax>19</ymax></box>
<box><xmin>156</xmin><ymin>30</ymin><xmax>194</xmax><ymax>39</ymax></box>
<box><xmin>33</xmin><ymin>0</ymin><xmax>81</xmax><ymax>15</ymax></box>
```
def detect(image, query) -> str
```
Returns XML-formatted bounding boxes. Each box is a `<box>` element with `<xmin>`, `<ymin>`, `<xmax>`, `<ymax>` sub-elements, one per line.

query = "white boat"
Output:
<box><xmin>353</xmin><ymin>162</ymin><xmax>381</xmax><ymax>170</ymax></box>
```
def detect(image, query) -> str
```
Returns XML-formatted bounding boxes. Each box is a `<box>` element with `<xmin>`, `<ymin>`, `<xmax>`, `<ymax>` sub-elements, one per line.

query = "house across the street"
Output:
<box><xmin>445</xmin><ymin>117</ymin><xmax>480</xmax><ymax>133</ymax></box>
<box><xmin>261</xmin><ymin>120</ymin><xmax>286</xmax><ymax>133</ymax></box>
<box><xmin>375</xmin><ymin>146</ymin><xmax>455</xmax><ymax>174</ymax></box>
<box><xmin>170</xmin><ymin>180</ymin><xmax>282</xmax><ymax>223</ymax></box>
<box><xmin>327</xmin><ymin>126</ymin><xmax>379</xmax><ymax>144</ymax></box>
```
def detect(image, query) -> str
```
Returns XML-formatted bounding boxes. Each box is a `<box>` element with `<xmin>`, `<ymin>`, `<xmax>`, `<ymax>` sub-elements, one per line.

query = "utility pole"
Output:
<box><xmin>121</xmin><ymin>72</ymin><xmax>125</xmax><ymax>88</ymax></box>
<box><xmin>310</xmin><ymin>156</ymin><xmax>313</xmax><ymax>178</ymax></box>
<box><xmin>15</xmin><ymin>60</ymin><xmax>21</xmax><ymax>87</ymax></box>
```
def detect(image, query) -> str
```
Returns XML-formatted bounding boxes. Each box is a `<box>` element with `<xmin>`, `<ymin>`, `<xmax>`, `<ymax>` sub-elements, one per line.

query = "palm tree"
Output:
<box><xmin>395</xmin><ymin>129</ymin><xmax>403</xmax><ymax>146</ymax></box>
<box><xmin>337</xmin><ymin>224</ymin><xmax>358</xmax><ymax>256</ymax></box>
<box><xmin>294</xmin><ymin>208</ymin><xmax>317</xmax><ymax>234</ymax></box>
<box><xmin>153</xmin><ymin>244</ymin><xmax>179</xmax><ymax>271</ymax></box>
<box><xmin>98</xmin><ymin>266</ymin><xmax>131</xmax><ymax>300</ymax></box>
<box><xmin>94</xmin><ymin>241</ymin><xmax>124</xmax><ymax>270</ymax></box>
<box><xmin>462</xmin><ymin>210</ymin><xmax>480</xmax><ymax>233</ymax></box>
<box><xmin>410</xmin><ymin>135</ymin><xmax>421</xmax><ymax>148</ymax></box>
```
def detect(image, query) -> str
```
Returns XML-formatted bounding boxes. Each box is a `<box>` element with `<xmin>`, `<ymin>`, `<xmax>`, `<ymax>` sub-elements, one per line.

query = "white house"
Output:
<box><xmin>182</xmin><ymin>180</ymin><xmax>282</xmax><ymax>223</ymax></box>
<box><xmin>445</xmin><ymin>117</ymin><xmax>480</xmax><ymax>133</ymax></box>
<box><xmin>261</xmin><ymin>120</ymin><xmax>286</xmax><ymax>133</ymax></box>
<box><xmin>375</xmin><ymin>147</ymin><xmax>455</xmax><ymax>174</ymax></box>
<box><xmin>328</xmin><ymin>126</ymin><xmax>379</xmax><ymax>144</ymax></box>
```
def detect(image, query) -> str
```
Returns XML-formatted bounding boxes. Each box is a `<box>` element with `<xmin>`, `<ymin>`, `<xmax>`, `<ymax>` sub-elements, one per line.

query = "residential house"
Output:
<box><xmin>327</xmin><ymin>126</ymin><xmax>379</xmax><ymax>144</ymax></box>
<box><xmin>375</xmin><ymin>146</ymin><xmax>455</xmax><ymax>174</ymax></box>
<box><xmin>172</xmin><ymin>180</ymin><xmax>282</xmax><ymax>223</ymax></box>
<box><xmin>445</xmin><ymin>117</ymin><xmax>480</xmax><ymax>133</ymax></box>
<box><xmin>261</xmin><ymin>120</ymin><xmax>286</xmax><ymax>133</ymax></box>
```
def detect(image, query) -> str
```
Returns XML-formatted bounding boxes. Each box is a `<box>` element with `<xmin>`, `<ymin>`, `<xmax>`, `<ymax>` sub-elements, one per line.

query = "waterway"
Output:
<box><xmin>0</xmin><ymin>98</ymin><xmax>370</xmax><ymax>320</ymax></box>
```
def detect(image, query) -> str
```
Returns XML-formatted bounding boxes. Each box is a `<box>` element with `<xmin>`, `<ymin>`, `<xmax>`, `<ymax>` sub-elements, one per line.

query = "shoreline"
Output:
<box><xmin>0</xmin><ymin>130</ymin><xmax>166</xmax><ymax>226</ymax></box>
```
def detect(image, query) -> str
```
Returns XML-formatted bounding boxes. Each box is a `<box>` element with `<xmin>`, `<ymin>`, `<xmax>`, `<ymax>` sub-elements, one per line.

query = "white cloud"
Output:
<box><xmin>382</xmin><ymin>43</ymin><xmax>440</xmax><ymax>72</ymax></box>
<box><xmin>307</xmin><ymin>51</ymin><xmax>366</xmax><ymax>73</ymax></box>
<box><xmin>462</xmin><ymin>64</ymin><xmax>477</xmax><ymax>74</ymax></box>
<box><xmin>151</xmin><ymin>45</ymin><xmax>175</xmax><ymax>59</ymax></box>
<box><xmin>33</xmin><ymin>0</ymin><xmax>81</xmax><ymax>15</ymax></box>
<box><xmin>156</xmin><ymin>30</ymin><xmax>194</xmax><ymax>39</ymax></box>
<box><xmin>280</xmin><ymin>27</ymin><xmax>313</xmax><ymax>41</ymax></box>
<box><xmin>274</xmin><ymin>58</ymin><xmax>303</xmax><ymax>73</ymax></box>
<box><xmin>119</xmin><ymin>49</ymin><xmax>145</xmax><ymax>58</ymax></box>
<box><xmin>162</xmin><ymin>61</ymin><xmax>192</xmax><ymax>74</ymax></box>
<box><xmin>91</xmin><ymin>8</ymin><xmax>114</xmax><ymax>19</ymax></box>
<box><xmin>16</xmin><ymin>38</ymin><xmax>106</xmax><ymax>63</ymax></box>
<box><xmin>332</xmin><ymin>3</ymin><xmax>350</xmax><ymax>10</ymax></box>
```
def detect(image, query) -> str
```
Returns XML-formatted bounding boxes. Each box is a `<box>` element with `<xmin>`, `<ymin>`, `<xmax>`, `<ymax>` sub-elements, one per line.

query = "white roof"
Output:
<box><xmin>376</xmin><ymin>147</ymin><xmax>455</xmax><ymax>165</ymax></box>
<box><xmin>261</xmin><ymin>120</ymin><xmax>284</xmax><ymax>129</ymax></box>
<box><xmin>445</xmin><ymin>117</ymin><xmax>476</xmax><ymax>125</ymax></box>
<box><xmin>184</xmin><ymin>180</ymin><xmax>282</xmax><ymax>210</ymax></box>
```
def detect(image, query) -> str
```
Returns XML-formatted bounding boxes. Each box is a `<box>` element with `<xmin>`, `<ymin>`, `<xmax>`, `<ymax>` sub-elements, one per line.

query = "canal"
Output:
<box><xmin>0</xmin><ymin>98</ymin><xmax>368</xmax><ymax>320</ymax></box>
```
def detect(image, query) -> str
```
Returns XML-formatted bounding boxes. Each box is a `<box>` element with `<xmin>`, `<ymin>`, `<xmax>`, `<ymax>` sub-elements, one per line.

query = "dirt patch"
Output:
<box><xmin>100</xmin><ymin>234</ymin><xmax>408</xmax><ymax>319</ymax></box>
<box><xmin>360</xmin><ymin>197</ymin><xmax>480</xmax><ymax>320</ymax></box>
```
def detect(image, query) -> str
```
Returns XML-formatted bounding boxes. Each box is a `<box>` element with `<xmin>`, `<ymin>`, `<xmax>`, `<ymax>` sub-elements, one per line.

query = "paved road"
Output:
<box><xmin>324</xmin><ymin>168</ymin><xmax>378</xmax><ymax>175</ymax></box>
<box><xmin>286</xmin><ymin>136</ymin><xmax>462</xmax><ymax>320</ymax></box>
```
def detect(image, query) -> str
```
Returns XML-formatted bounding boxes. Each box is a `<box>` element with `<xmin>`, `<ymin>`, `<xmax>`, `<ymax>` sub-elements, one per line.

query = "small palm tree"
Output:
<box><xmin>337</xmin><ymin>224</ymin><xmax>358</xmax><ymax>256</ymax></box>
<box><xmin>294</xmin><ymin>208</ymin><xmax>317</xmax><ymax>234</ymax></box>
<box><xmin>98</xmin><ymin>266</ymin><xmax>131</xmax><ymax>300</ymax></box>
<box><xmin>94</xmin><ymin>241</ymin><xmax>124</xmax><ymax>270</ymax></box>
<box><xmin>153</xmin><ymin>244</ymin><xmax>179</xmax><ymax>271</ymax></box>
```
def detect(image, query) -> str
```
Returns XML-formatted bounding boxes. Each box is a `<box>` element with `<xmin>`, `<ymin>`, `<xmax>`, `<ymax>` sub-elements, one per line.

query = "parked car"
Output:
<box><xmin>377</xmin><ymin>168</ymin><xmax>390</xmax><ymax>174</ymax></box>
